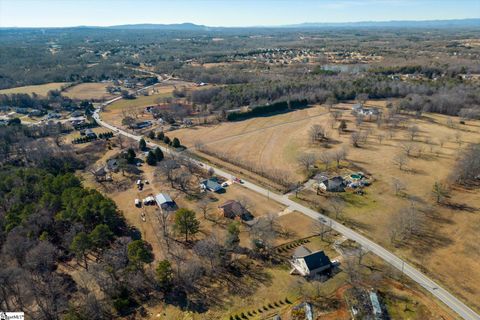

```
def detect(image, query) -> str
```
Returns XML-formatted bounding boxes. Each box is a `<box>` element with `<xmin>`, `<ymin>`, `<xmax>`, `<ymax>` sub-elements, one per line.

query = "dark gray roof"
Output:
<box><xmin>303</xmin><ymin>250</ymin><xmax>332</xmax><ymax>271</ymax></box>
<box><xmin>325</xmin><ymin>176</ymin><xmax>345</xmax><ymax>191</ymax></box>
<box><xmin>202</xmin><ymin>179</ymin><xmax>223</xmax><ymax>191</ymax></box>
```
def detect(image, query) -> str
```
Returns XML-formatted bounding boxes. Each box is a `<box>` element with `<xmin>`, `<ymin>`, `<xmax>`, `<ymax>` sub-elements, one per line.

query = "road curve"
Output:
<box><xmin>92</xmin><ymin>88</ymin><xmax>479</xmax><ymax>320</ymax></box>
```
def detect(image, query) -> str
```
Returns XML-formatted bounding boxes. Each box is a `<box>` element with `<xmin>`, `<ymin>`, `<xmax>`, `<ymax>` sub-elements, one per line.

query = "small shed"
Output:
<box><xmin>155</xmin><ymin>193</ymin><xmax>177</xmax><ymax>211</ymax></box>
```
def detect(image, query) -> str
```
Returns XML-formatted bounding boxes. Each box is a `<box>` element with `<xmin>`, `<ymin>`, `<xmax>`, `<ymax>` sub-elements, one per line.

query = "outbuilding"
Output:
<box><xmin>155</xmin><ymin>193</ymin><xmax>177</xmax><ymax>211</ymax></box>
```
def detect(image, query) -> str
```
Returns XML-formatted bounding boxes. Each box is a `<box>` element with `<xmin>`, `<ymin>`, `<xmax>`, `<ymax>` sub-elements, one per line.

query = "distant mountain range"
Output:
<box><xmin>108</xmin><ymin>18</ymin><xmax>480</xmax><ymax>30</ymax></box>
<box><xmin>2</xmin><ymin>18</ymin><xmax>479</xmax><ymax>30</ymax></box>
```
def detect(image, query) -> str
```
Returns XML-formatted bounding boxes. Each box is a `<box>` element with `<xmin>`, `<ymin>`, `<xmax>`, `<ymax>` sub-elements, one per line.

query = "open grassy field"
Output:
<box><xmin>62</xmin><ymin>82</ymin><xmax>116</xmax><ymax>100</ymax></box>
<box><xmin>174</xmin><ymin>103</ymin><xmax>333</xmax><ymax>182</ymax></box>
<box><xmin>171</xmin><ymin>101</ymin><xmax>480</xmax><ymax>312</ymax></box>
<box><xmin>0</xmin><ymin>82</ymin><xmax>70</xmax><ymax>96</ymax></box>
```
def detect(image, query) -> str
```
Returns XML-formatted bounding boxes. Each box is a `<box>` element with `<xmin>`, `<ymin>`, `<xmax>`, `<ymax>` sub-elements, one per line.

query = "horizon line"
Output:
<box><xmin>1</xmin><ymin>17</ymin><xmax>479</xmax><ymax>29</ymax></box>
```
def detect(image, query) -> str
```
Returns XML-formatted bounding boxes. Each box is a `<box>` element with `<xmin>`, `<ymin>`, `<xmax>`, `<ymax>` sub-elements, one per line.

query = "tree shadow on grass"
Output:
<box><xmin>408</xmin><ymin>228</ymin><xmax>454</xmax><ymax>256</ymax></box>
<box><xmin>342</xmin><ymin>217</ymin><xmax>375</xmax><ymax>233</ymax></box>
<box><xmin>442</xmin><ymin>201</ymin><xmax>478</xmax><ymax>213</ymax></box>
<box><xmin>167</xmin><ymin>260</ymin><xmax>274</xmax><ymax>312</ymax></box>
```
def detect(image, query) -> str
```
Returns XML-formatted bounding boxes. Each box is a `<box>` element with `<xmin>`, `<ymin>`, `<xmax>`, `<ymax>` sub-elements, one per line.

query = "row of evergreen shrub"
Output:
<box><xmin>227</xmin><ymin>99</ymin><xmax>308</xmax><ymax>121</ymax></box>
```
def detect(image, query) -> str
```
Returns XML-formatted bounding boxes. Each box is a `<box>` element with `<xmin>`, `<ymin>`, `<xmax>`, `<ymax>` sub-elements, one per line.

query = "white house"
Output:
<box><xmin>290</xmin><ymin>246</ymin><xmax>332</xmax><ymax>277</ymax></box>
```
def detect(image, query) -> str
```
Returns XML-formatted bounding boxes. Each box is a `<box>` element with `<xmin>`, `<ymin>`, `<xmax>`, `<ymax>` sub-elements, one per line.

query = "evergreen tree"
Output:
<box><xmin>157</xmin><ymin>131</ymin><xmax>165</xmax><ymax>140</ymax></box>
<box><xmin>155</xmin><ymin>260</ymin><xmax>173</xmax><ymax>291</ymax></box>
<box><xmin>163</xmin><ymin>136</ymin><xmax>171</xmax><ymax>145</ymax></box>
<box><xmin>148</xmin><ymin>131</ymin><xmax>156</xmax><ymax>139</ymax></box>
<box><xmin>225</xmin><ymin>222</ymin><xmax>240</xmax><ymax>250</ymax></box>
<box><xmin>154</xmin><ymin>147</ymin><xmax>164</xmax><ymax>161</ymax></box>
<box><xmin>139</xmin><ymin>138</ymin><xmax>147</xmax><ymax>151</ymax></box>
<box><xmin>146</xmin><ymin>151</ymin><xmax>157</xmax><ymax>166</ymax></box>
<box><xmin>174</xmin><ymin>208</ymin><xmax>200</xmax><ymax>242</ymax></box>
<box><xmin>89</xmin><ymin>224</ymin><xmax>113</xmax><ymax>249</ymax></box>
<box><xmin>171</xmin><ymin>137</ymin><xmax>181</xmax><ymax>148</ymax></box>
<box><xmin>70</xmin><ymin>232</ymin><xmax>92</xmax><ymax>269</ymax></box>
<box><xmin>127</xmin><ymin>240</ymin><xmax>153</xmax><ymax>269</ymax></box>
<box><xmin>126</xmin><ymin>148</ymin><xmax>136</xmax><ymax>164</ymax></box>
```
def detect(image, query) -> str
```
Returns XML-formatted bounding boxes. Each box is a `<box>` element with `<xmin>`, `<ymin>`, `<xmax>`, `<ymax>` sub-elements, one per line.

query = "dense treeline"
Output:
<box><xmin>190</xmin><ymin>74</ymin><xmax>480</xmax><ymax>117</ymax></box>
<box><xmin>227</xmin><ymin>99</ymin><xmax>308</xmax><ymax>121</ymax></box>
<box><xmin>0</xmin><ymin>91</ymin><xmax>79</xmax><ymax>110</ymax></box>
<box><xmin>0</xmin><ymin>166</ymin><xmax>125</xmax><ymax>317</ymax></box>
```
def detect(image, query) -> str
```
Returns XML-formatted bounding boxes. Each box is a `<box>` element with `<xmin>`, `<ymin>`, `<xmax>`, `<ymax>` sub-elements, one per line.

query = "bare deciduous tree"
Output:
<box><xmin>351</xmin><ymin>131</ymin><xmax>362</xmax><ymax>148</ymax></box>
<box><xmin>332</xmin><ymin>147</ymin><xmax>348</xmax><ymax>168</ymax></box>
<box><xmin>297</xmin><ymin>153</ymin><xmax>317</xmax><ymax>171</ymax></box>
<box><xmin>329</xmin><ymin>196</ymin><xmax>345</xmax><ymax>219</ymax></box>
<box><xmin>318</xmin><ymin>152</ymin><xmax>332</xmax><ymax>170</ymax></box>
<box><xmin>393</xmin><ymin>153</ymin><xmax>408</xmax><ymax>171</ymax></box>
<box><xmin>309</xmin><ymin>124</ymin><xmax>328</xmax><ymax>143</ymax></box>
<box><xmin>401</xmin><ymin>143</ymin><xmax>416</xmax><ymax>157</ymax></box>
<box><xmin>451</xmin><ymin>143</ymin><xmax>480</xmax><ymax>185</ymax></box>
<box><xmin>391</xmin><ymin>178</ymin><xmax>406</xmax><ymax>196</ymax></box>
<box><xmin>432</xmin><ymin>181</ymin><xmax>450</xmax><ymax>204</ymax></box>
<box><xmin>377</xmin><ymin>133</ymin><xmax>385</xmax><ymax>144</ymax></box>
<box><xmin>407</xmin><ymin>125</ymin><xmax>420</xmax><ymax>141</ymax></box>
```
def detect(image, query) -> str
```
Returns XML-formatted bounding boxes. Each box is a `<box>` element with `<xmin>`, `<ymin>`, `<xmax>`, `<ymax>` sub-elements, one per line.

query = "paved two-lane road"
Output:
<box><xmin>92</xmin><ymin>86</ymin><xmax>479</xmax><ymax>320</ymax></box>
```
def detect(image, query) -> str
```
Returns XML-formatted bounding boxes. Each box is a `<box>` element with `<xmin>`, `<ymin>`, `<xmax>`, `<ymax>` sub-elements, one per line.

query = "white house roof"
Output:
<box><xmin>155</xmin><ymin>193</ymin><xmax>173</xmax><ymax>205</ymax></box>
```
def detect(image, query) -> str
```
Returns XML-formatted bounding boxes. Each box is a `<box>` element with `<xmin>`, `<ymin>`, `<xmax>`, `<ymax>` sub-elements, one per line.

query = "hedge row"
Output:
<box><xmin>227</xmin><ymin>99</ymin><xmax>308</xmax><ymax>121</ymax></box>
<box><xmin>229</xmin><ymin>298</ymin><xmax>292</xmax><ymax>320</ymax></box>
<box><xmin>276</xmin><ymin>239</ymin><xmax>310</xmax><ymax>254</ymax></box>
<box><xmin>72</xmin><ymin>131</ymin><xmax>113</xmax><ymax>144</ymax></box>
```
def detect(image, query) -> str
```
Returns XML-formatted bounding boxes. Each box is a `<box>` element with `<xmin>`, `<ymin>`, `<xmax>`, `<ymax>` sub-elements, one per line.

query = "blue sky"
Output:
<box><xmin>0</xmin><ymin>0</ymin><xmax>479</xmax><ymax>27</ymax></box>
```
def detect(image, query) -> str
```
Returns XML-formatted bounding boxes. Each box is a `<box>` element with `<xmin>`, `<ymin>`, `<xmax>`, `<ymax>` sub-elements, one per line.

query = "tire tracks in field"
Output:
<box><xmin>195</xmin><ymin>109</ymin><xmax>330</xmax><ymax>149</ymax></box>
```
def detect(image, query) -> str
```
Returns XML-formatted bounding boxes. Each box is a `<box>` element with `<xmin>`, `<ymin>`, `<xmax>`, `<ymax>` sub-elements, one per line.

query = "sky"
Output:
<box><xmin>0</xmin><ymin>0</ymin><xmax>479</xmax><ymax>28</ymax></box>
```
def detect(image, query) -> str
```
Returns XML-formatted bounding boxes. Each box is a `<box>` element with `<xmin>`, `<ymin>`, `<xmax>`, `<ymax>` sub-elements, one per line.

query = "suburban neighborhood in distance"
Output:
<box><xmin>0</xmin><ymin>1</ymin><xmax>480</xmax><ymax>319</ymax></box>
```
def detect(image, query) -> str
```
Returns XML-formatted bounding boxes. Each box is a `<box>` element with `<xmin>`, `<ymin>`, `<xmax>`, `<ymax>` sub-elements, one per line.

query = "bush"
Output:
<box><xmin>171</xmin><ymin>137</ymin><xmax>181</xmax><ymax>148</ymax></box>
